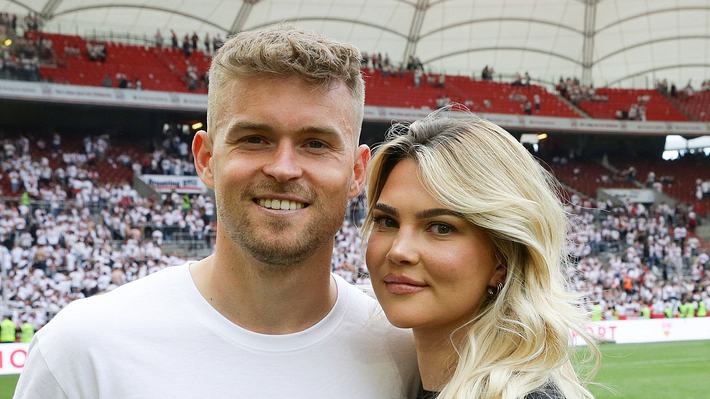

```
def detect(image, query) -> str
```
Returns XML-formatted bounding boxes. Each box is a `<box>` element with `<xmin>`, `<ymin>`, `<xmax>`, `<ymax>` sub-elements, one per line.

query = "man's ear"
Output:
<box><xmin>192</xmin><ymin>130</ymin><xmax>215</xmax><ymax>189</ymax></box>
<box><xmin>349</xmin><ymin>144</ymin><xmax>371</xmax><ymax>198</ymax></box>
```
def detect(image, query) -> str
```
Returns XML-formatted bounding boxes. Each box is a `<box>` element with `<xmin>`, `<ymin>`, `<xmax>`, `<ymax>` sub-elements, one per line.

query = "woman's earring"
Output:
<box><xmin>487</xmin><ymin>286</ymin><xmax>495</xmax><ymax>296</ymax></box>
<box><xmin>497</xmin><ymin>282</ymin><xmax>504</xmax><ymax>294</ymax></box>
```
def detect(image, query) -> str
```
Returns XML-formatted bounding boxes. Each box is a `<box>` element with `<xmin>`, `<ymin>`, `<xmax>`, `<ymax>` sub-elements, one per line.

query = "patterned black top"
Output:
<box><xmin>416</xmin><ymin>384</ymin><xmax>564</xmax><ymax>399</ymax></box>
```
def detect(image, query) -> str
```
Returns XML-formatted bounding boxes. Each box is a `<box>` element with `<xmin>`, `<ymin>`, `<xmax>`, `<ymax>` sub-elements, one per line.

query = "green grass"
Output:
<box><xmin>0</xmin><ymin>375</ymin><xmax>18</xmax><ymax>399</ymax></box>
<box><xmin>0</xmin><ymin>341</ymin><xmax>707</xmax><ymax>398</ymax></box>
<box><xmin>581</xmin><ymin>340</ymin><xmax>710</xmax><ymax>399</ymax></box>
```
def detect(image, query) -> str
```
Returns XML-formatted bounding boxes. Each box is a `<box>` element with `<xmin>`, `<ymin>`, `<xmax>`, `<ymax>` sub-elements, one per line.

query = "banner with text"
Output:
<box><xmin>599</xmin><ymin>188</ymin><xmax>657</xmax><ymax>203</ymax></box>
<box><xmin>0</xmin><ymin>343</ymin><xmax>28</xmax><ymax>375</ymax></box>
<box><xmin>1</xmin><ymin>81</ymin><xmax>708</xmax><ymax>136</ymax></box>
<box><xmin>572</xmin><ymin>317</ymin><xmax>710</xmax><ymax>345</ymax></box>
<box><xmin>140</xmin><ymin>174</ymin><xmax>207</xmax><ymax>194</ymax></box>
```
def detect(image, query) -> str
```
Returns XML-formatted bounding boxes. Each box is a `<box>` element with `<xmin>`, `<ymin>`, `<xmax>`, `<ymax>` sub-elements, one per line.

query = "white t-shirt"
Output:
<box><xmin>14</xmin><ymin>263</ymin><xmax>418</xmax><ymax>399</ymax></box>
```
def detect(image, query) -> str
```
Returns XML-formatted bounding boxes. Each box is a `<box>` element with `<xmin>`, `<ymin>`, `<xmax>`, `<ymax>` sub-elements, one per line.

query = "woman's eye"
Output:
<box><xmin>430</xmin><ymin>223</ymin><xmax>454</xmax><ymax>235</ymax></box>
<box><xmin>373</xmin><ymin>215</ymin><xmax>397</xmax><ymax>229</ymax></box>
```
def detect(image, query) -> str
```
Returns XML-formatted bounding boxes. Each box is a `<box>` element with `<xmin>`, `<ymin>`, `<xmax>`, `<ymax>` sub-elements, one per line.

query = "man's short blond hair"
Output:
<box><xmin>207</xmin><ymin>26</ymin><xmax>365</xmax><ymax>140</ymax></box>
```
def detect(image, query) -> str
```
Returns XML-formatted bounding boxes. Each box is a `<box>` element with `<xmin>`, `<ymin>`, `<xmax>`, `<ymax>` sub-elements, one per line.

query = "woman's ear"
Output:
<box><xmin>489</xmin><ymin>263</ymin><xmax>507</xmax><ymax>288</ymax></box>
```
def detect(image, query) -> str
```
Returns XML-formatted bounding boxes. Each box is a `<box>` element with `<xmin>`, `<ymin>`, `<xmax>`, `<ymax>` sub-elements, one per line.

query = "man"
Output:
<box><xmin>14</xmin><ymin>27</ymin><xmax>417</xmax><ymax>399</ymax></box>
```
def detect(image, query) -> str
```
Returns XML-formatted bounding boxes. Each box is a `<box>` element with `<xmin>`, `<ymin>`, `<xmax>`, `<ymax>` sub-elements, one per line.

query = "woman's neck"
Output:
<box><xmin>413</xmin><ymin>327</ymin><xmax>461</xmax><ymax>391</ymax></box>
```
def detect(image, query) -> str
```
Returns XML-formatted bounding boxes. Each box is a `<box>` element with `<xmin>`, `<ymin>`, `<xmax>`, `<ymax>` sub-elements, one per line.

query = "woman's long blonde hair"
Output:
<box><xmin>363</xmin><ymin>110</ymin><xmax>599</xmax><ymax>399</ymax></box>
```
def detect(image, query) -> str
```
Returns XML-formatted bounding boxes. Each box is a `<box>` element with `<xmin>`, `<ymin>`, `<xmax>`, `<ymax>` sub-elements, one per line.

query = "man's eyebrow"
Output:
<box><xmin>225</xmin><ymin>121</ymin><xmax>274</xmax><ymax>138</ymax></box>
<box><xmin>294</xmin><ymin>125</ymin><xmax>342</xmax><ymax>138</ymax></box>
<box><xmin>374</xmin><ymin>203</ymin><xmax>398</xmax><ymax>217</ymax></box>
<box><xmin>224</xmin><ymin>122</ymin><xmax>343</xmax><ymax>141</ymax></box>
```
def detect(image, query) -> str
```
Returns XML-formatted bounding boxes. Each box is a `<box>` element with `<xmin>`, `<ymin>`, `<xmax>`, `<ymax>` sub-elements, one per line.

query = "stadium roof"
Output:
<box><xmin>3</xmin><ymin>0</ymin><xmax>710</xmax><ymax>88</ymax></box>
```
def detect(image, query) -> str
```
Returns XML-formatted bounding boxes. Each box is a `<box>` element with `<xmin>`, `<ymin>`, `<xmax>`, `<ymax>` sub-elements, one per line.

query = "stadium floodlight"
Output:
<box><xmin>191</xmin><ymin>122</ymin><xmax>203</xmax><ymax>130</ymax></box>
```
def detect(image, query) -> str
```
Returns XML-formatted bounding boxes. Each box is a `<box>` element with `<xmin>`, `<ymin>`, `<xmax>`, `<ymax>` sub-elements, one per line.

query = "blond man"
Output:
<box><xmin>15</xmin><ymin>27</ymin><xmax>417</xmax><ymax>399</ymax></box>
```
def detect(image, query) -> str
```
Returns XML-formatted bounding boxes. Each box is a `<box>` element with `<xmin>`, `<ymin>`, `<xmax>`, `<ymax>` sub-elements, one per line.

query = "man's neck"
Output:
<box><xmin>190</xmin><ymin>237</ymin><xmax>337</xmax><ymax>335</ymax></box>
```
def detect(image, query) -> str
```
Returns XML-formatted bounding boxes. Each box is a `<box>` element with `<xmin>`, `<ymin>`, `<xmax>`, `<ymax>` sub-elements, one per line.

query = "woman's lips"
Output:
<box><xmin>383</xmin><ymin>273</ymin><xmax>428</xmax><ymax>295</ymax></box>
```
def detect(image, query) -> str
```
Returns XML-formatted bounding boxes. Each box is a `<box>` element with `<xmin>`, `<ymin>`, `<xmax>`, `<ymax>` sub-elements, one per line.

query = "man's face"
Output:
<box><xmin>195</xmin><ymin>75</ymin><xmax>368</xmax><ymax>267</ymax></box>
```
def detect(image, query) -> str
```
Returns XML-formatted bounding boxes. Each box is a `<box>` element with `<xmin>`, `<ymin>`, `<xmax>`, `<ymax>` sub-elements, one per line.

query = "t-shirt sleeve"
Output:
<box><xmin>13</xmin><ymin>337</ymin><xmax>70</xmax><ymax>399</ymax></box>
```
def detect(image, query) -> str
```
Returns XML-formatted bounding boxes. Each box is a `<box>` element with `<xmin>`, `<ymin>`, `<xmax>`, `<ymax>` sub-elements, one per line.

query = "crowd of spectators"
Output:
<box><xmin>656</xmin><ymin>78</ymin><xmax>710</xmax><ymax>99</ymax></box>
<box><xmin>0</xmin><ymin>131</ymin><xmax>220</xmax><ymax>329</ymax></box>
<box><xmin>697</xmin><ymin>179</ymin><xmax>710</xmax><ymax>201</ymax></box>
<box><xmin>0</xmin><ymin>33</ymin><xmax>51</xmax><ymax>82</ymax></box>
<box><xmin>566</xmin><ymin>195</ymin><xmax>708</xmax><ymax>319</ymax></box>
<box><xmin>0</xmin><ymin>12</ymin><xmax>18</xmax><ymax>33</ymax></box>
<box><xmin>556</xmin><ymin>76</ymin><xmax>608</xmax><ymax>104</ymax></box>
<box><xmin>614</xmin><ymin>100</ymin><xmax>647</xmax><ymax>121</ymax></box>
<box><xmin>0</xmin><ymin>12</ymin><xmax>51</xmax><ymax>81</ymax></box>
<box><xmin>508</xmin><ymin>91</ymin><xmax>541</xmax><ymax>115</ymax></box>
<box><xmin>156</xmin><ymin>29</ymin><xmax>223</xmax><ymax>56</ymax></box>
<box><xmin>0</xmin><ymin>12</ymin><xmax>41</xmax><ymax>34</ymax></box>
<box><xmin>481</xmin><ymin>65</ymin><xmax>495</xmax><ymax>80</ymax></box>
<box><xmin>2</xmin><ymin>129</ymin><xmax>709</xmax><ymax>331</ymax></box>
<box><xmin>86</xmin><ymin>41</ymin><xmax>106</xmax><ymax>62</ymax></box>
<box><xmin>132</xmin><ymin>125</ymin><xmax>196</xmax><ymax>177</ymax></box>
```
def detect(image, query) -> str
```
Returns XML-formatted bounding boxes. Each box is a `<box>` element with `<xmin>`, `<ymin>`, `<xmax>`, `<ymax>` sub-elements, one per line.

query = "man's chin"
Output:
<box><xmin>246</xmin><ymin>244</ymin><xmax>314</xmax><ymax>268</ymax></box>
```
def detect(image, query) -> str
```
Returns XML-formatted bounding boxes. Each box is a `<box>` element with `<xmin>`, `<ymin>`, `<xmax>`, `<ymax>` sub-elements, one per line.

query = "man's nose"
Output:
<box><xmin>262</xmin><ymin>143</ymin><xmax>303</xmax><ymax>183</ymax></box>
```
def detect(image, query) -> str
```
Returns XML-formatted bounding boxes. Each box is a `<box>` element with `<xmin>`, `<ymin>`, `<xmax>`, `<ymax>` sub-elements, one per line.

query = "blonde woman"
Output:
<box><xmin>363</xmin><ymin>111</ymin><xmax>598</xmax><ymax>399</ymax></box>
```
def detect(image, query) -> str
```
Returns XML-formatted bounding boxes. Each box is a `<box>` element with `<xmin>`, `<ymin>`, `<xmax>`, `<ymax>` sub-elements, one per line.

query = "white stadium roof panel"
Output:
<box><xmin>1</xmin><ymin>0</ymin><xmax>707</xmax><ymax>87</ymax></box>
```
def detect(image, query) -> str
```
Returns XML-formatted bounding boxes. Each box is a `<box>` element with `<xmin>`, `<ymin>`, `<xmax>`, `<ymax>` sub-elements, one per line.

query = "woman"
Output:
<box><xmin>363</xmin><ymin>111</ymin><xmax>598</xmax><ymax>399</ymax></box>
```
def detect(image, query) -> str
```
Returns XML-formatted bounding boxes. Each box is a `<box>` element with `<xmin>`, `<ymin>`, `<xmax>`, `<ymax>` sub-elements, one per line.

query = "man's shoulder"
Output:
<box><xmin>336</xmin><ymin>277</ymin><xmax>414</xmax><ymax>348</ymax></box>
<box><xmin>38</xmin><ymin>264</ymin><xmax>190</xmax><ymax>339</ymax></box>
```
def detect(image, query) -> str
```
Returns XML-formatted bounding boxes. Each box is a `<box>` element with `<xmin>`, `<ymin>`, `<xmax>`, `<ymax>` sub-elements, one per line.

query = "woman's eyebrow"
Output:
<box><xmin>415</xmin><ymin>208</ymin><xmax>465</xmax><ymax>219</ymax></box>
<box><xmin>374</xmin><ymin>203</ymin><xmax>398</xmax><ymax>217</ymax></box>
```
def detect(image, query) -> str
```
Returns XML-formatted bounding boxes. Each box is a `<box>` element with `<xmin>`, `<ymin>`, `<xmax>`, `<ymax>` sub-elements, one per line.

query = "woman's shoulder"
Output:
<box><xmin>524</xmin><ymin>384</ymin><xmax>565</xmax><ymax>399</ymax></box>
<box><xmin>416</xmin><ymin>384</ymin><xmax>565</xmax><ymax>399</ymax></box>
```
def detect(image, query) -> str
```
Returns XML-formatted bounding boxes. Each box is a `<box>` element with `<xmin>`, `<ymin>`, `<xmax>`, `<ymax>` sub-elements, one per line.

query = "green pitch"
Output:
<box><xmin>0</xmin><ymin>375</ymin><xmax>18</xmax><ymax>399</ymax></box>
<box><xmin>0</xmin><ymin>340</ymin><xmax>708</xmax><ymax>398</ymax></box>
<box><xmin>582</xmin><ymin>340</ymin><xmax>710</xmax><ymax>399</ymax></box>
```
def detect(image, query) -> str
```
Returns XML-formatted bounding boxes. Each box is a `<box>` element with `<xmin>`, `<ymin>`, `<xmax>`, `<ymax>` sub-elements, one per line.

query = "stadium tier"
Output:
<box><xmin>576</xmin><ymin>88</ymin><xmax>688</xmax><ymax>121</ymax></box>
<box><xmin>364</xmin><ymin>70</ymin><xmax>581</xmax><ymax>118</ymax></box>
<box><xmin>672</xmin><ymin>90</ymin><xmax>710</xmax><ymax>122</ymax></box>
<box><xmin>11</xmin><ymin>32</ymin><xmax>706</xmax><ymax>122</ymax></box>
<box><xmin>1</xmin><ymin>10</ymin><xmax>709</xmax><ymax>341</ymax></box>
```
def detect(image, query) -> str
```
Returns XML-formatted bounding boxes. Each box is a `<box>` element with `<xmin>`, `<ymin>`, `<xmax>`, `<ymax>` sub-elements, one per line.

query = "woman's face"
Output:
<box><xmin>366</xmin><ymin>159</ymin><xmax>505</xmax><ymax>331</ymax></box>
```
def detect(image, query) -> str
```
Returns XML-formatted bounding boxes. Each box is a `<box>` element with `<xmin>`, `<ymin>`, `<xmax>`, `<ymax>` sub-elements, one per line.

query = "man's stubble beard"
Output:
<box><xmin>216</xmin><ymin>184</ymin><xmax>350</xmax><ymax>269</ymax></box>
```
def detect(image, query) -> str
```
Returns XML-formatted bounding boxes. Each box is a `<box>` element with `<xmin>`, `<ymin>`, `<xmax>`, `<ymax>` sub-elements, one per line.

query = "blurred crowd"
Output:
<box><xmin>1</xmin><ymin>130</ymin><xmax>709</xmax><ymax>332</ymax></box>
<box><xmin>565</xmin><ymin>196</ymin><xmax>709</xmax><ymax>319</ymax></box>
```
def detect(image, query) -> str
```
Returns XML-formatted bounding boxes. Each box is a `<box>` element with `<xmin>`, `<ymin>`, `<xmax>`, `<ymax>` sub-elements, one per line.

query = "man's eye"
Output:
<box><xmin>307</xmin><ymin>140</ymin><xmax>326</xmax><ymax>149</ymax></box>
<box><xmin>429</xmin><ymin>223</ymin><xmax>454</xmax><ymax>235</ymax></box>
<box><xmin>245</xmin><ymin>136</ymin><xmax>265</xmax><ymax>144</ymax></box>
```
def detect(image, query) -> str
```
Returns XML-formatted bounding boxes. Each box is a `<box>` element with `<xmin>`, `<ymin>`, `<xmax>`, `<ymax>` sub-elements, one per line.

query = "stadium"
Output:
<box><xmin>0</xmin><ymin>0</ymin><xmax>709</xmax><ymax>398</ymax></box>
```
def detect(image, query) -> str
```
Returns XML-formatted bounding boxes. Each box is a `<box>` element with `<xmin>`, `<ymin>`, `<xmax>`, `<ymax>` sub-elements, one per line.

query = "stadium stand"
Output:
<box><xmin>576</xmin><ymin>88</ymin><xmax>688</xmax><ymax>122</ymax></box>
<box><xmin>670</xmin><ymin>87</ymin><xmax>710</xmax><ymax>122</ymax></box>
<box><xmin>6</xmin><ymin>25</ymin><xmax>707</xmax><ymax>123</ymax></box>
<box><xmin>1</xmin><ymin>9</ymin><xmax>709</xmax><ymax>337</ymax></box>
<box><xmin>1</xmin><ymin>129</ymin><xmax>709</xmax><ymax>331</ymax></box>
